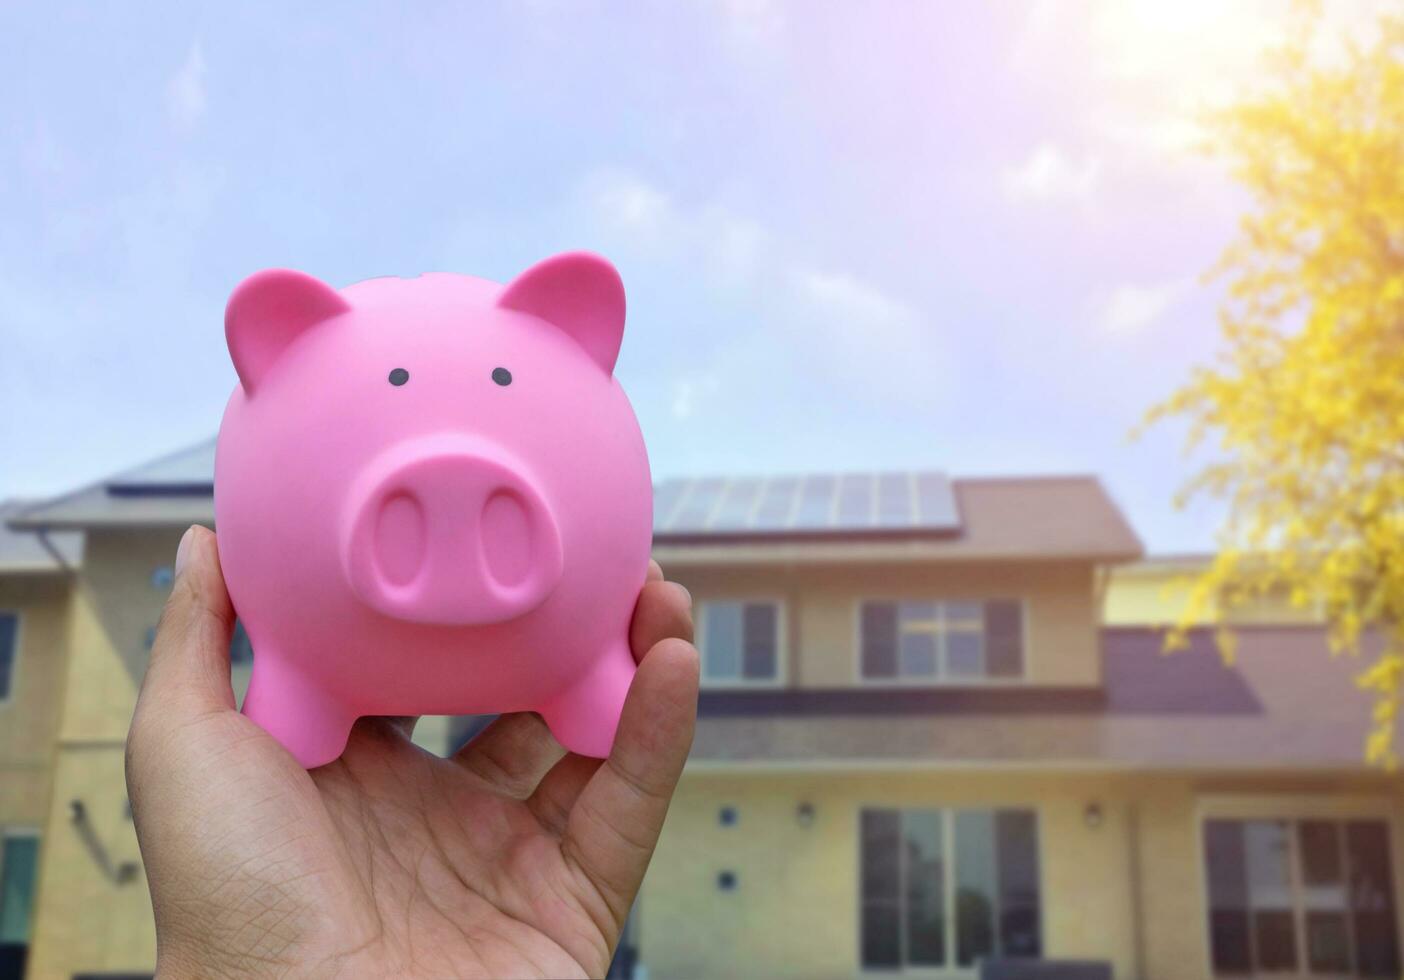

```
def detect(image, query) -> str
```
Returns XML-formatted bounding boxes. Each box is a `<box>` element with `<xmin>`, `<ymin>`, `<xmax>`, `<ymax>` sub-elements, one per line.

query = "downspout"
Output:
<box><xmin>36</xmin><ymin>525</ymin><xmax>73</xmax><ymax>574</ymax></box>
<box><xmin>1127</xmin><ymin>799</ymin><xmax>1147</xmax><ymax>980</ymax></box>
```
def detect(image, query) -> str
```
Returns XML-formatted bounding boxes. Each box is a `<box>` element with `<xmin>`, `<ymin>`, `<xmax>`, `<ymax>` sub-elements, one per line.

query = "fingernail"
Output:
<box><xmin>672</xmin><ymin>582</ymin><xmax>692</xmax><ymax>607</ymax></box>
<box><xmin>174</xmin><ymin>526</ymin><xmax>195</xmax><ymax>577</ymax></box>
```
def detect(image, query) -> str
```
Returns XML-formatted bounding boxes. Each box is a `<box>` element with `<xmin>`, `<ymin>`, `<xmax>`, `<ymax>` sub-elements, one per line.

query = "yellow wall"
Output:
<box><xmin>1134</xmin><ymin>774</ymin><xmax>1404</xmax><ymax>980</ymax></box>
<box><xmin>22</xmin><ymin>530</ymin><xmax>1402</xmax><ymax>980</ymax></box>
<box><xmin>641</xmin><ymin>769</ymin><xmax>1404</xmax><ymax>980</ymax></box>
<box><xmin>22</xmin><ymin>527</ymin><xmax>463</xmax><ymax>979</ymax></box>
<box><xmin>0</xmin><ymin>573</ymin><xmax>71</xmax><ymax>829</ymax></box>
<box><xmin>672</xmin><ymin>560</ymin><xmax>1100</xmax><ymax>688</ymax></box>
<box><xmin>642</xmin><ymin>771</ymin><xmax>1139</xmax><ymax>979</ymax></box>
<box><xmin>1102</xmin><ymin>559</ymin><xmax>1323</xmax><ymax>628</ymax></box>
<box><xmin>25</xmin><ymin>529</ymin><xmax>177</xmax><ymax>979</ymax></box>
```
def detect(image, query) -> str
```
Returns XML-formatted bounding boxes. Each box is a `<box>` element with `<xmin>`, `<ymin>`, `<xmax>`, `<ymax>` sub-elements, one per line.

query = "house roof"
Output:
<box><xmin>653</xmin><ymin>475</ymin><xmax>1143</xmax><ymax>562</ymax></box>
<box><xmin>7</xmin><ymin>440</ymin><xmax>1144</xmax><ymax>561</ymax></box>
<box><xmin>6</xmin><ymin>438</ymin><xmax>218</xmax><ymax>531</ymax></box>
<box><xmin>653</xmin><ymin>472</ymin><xmax>961</xmax><ymax>536</ymax></box>
<box><xmin>689</xmin><ymin>626</ymin><xmax>1388</xmax><ymax>771</ymax></box>
<box><xmin>0</xmin><ymin>500</ymin><xmax>82</xmax><ymax>573</ymax></box>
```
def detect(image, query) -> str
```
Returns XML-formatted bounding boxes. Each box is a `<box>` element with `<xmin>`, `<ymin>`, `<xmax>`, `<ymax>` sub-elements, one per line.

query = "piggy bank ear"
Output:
<box><xmin>225</xmin><ymin>269</ymin><xmax>350</xmax><ymax>394</ymax></box>
<box><xmin>497</xmin><ymin>252</ymin><xmax>626</xmax><ymax>374</ymax></box>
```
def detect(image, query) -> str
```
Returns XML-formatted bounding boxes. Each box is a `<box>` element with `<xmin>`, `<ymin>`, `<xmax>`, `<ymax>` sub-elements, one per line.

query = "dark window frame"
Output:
<box><xmin>0</xmin><ymin>612</ymin><xmax>19</xmax><ymax>703</ymax></box>
<box><xmin>858</xmin><ymin>599</ymin><xmax>1025</xmax><ymax>683</ymax></box>
<box><xmin>698</xmin><ymin>599</ymin><xmax>784</xmax><ymax>686</ymax></box>
<box><xmin>0</xmin><ymin>829</ymin><xmax>40</xmax><ymax>948</ymax></box>
<box><xmin>1203</xmin><ymin>816</ymin><xmax>1401</xmax><ymax>978</ymax></box>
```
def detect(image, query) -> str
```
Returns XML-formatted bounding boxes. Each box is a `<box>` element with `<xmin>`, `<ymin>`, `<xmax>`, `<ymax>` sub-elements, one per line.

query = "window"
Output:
<box><xmin>0</xmin><ymin>613</ymin><xmax>17</xmax><ymax>702</ymax></box>
<box><xmin>860</xmin><ymin>600</ymin><xmax>1023</xmax><ymax>681</ymax></box>
<box><xmin>861</xmin><ymin>807</ymin><xmax>1040</xmax><ymax>970</ymax></box>
<box><xmin>699</xmin><ymin>601</ymin><xmax>781</xmax><ymax>685</ymax></box>
<box><xmin>0</xmin><ymin>832</ymin><xmax>39</xmax><ymax>948</ymax></box>
<box><xmin>1204</xmin><ymin>817</ymin><xmax>1400</xmax><ymax>977</ymax></box>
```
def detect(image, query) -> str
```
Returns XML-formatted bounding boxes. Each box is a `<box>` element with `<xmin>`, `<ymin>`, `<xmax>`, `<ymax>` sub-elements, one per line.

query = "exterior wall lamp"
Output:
<box><xmin>796</xmin><ymin>801</ymin><xmax>816</xmax><ymax>827</ymax></box>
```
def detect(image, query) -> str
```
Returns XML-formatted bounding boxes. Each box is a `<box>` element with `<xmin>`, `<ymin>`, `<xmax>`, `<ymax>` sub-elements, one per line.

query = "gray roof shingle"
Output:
<box><xmin>7</xmin><ymin>440</ymin><xmax>1144</xmax><ymax>562</ymax></box>
<box><xmin>688</xmin><ymin>627</ymin><xmax>1387</xmax><ymax>769</ymax></box>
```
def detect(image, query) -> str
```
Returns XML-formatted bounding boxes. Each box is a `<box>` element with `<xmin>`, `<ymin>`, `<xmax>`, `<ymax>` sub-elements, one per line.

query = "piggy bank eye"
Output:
<box><xmin>388</xmin><ymin>368</ymin><xmax>409</xmax><ymax>386</ymax></box>
<box><xmin>491</xmin><ymin>367</ymin><xmax>512</xmax><ymax>387</ymax></box>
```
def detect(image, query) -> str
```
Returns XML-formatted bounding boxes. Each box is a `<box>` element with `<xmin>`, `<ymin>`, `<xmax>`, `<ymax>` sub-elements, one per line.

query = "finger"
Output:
<box><xmin>453</xmin><ymin>711</ymin><xmax>566</xmax><ymax>798</ymax></box>
<box><xmin>382</xmin><ymin>715</ymin><xmax>419</xmax><ymax>738</ymax></box>
<box><xmin>629</xmin><ymin>580</ymin><xmax>693</xmax><ymax>664</ymax></box>
<box><xmin>527</xmin><ymin>753</ymin><xmax>604</xmax><ymax>835</ymax></box>
<box><xmin>561</xmin><ymin>637</ymin><xmax>698</xmax><ymax>928</ymax></box>
<box><xmin>646</xmin><ymin>559</ymin><xmax>664</xmax><ymax>582</ymax></box>
<box><xmin>531</xmin><ymin>596</ymin><xmax>691</xmax><ymax>832</ymax></box>
<box><xmin>137</xmin><ymin>525</ymin><xmax>237</xmax><ymax>718</ymax></box>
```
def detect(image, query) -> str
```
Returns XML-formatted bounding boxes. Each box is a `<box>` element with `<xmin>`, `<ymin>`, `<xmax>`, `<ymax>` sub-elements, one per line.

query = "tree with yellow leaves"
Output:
<box><xmin>1148</xmin><ymin>8</ymin><xmax>1404</xmax><ymax>765</ymax></box>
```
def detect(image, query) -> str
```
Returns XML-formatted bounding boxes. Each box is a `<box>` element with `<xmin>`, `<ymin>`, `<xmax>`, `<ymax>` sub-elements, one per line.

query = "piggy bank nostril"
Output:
<box><xmin>480</xmin><ymin>489</ymin><xmax>533</xmax><ymax>589</ymax></box>
<box><xmin>375</xmin><ymin>491</ymin><xmax>426</xmax><ymax>587</ymax></box>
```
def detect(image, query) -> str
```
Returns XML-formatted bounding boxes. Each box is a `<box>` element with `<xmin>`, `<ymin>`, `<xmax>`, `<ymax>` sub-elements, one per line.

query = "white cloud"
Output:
<box><xmin>581</xmin><ymin>169</ymin><xmax>768</xmax><ymax>285</ymax></box>
<box><xmin>586</xmin><ymin>170</ymin><xmax>672</xmax><ymax>233</ymax></box>
<box><xmin>1002</xmin><ymin>143</ymin><xmax>1100</xmax><ymax>204</ymax></box>
<box><xmin>166</xmin><ymin>42</ymin><xmax>207</xmax><ymax>130</ymax></box>
<box><xmin>781</xmin><ymin>265</ymin><xmax>947</xmax><ymax>408</ymax></box>
<box><xmin>787</xmin><ymin>267</ymin><xmax>923</xmax><ymax>343</ymax></box>
<box><xmin>578</xmin><ymin>168</ymin><xmax>947</xmax><ymax>410</ymax></box>
<box><xmin>670</xmin><ymin>372</ymin><xmax>720</xmax><ymax>420</ymax></box>
<box><xmin>1097</xmin><ymin>278</ymin><xmax>1191</xmax><ymax>335</ymax></box>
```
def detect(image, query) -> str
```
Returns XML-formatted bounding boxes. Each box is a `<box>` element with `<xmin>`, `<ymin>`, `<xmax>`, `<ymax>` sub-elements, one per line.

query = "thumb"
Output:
<box><xmin>137</xmin><ymin>525</ymin><xmax>238</xmax><ymax>716</ymax></box>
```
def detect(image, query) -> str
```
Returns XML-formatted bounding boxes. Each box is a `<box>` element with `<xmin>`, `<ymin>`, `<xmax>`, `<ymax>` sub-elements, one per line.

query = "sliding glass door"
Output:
<box><xmin>861</xmin><ymin>807</ymin><xmax>1041</xmax><ymax>973</ymax></box>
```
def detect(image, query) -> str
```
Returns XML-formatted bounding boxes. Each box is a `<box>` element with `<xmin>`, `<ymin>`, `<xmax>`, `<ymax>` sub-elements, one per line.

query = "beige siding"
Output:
<box><xmin>25</xmin><ymin>530</ymin><xmax>177</xmax><ymax>979</ymax></box>
<box><xmin>25</xmin><ymin>747</ymin><xmax>156</xmax><ymax>979</ymax></box>
<box><xmin>671</xmin><ymin>560</ymin><xmax>1100</xmax><ymax>688</ymax></box>
<box><xmin>642</xmin><ymin>771</ymin><xmax>1140</xmax><ymax>979</ymax></box>
<box><xmin>641</xmin><ymin>769</ymin><xmax>1404</xmax><ymax>980</ymax></box>
<box><xmin>0</xmin><ymin>574</ymin><xmax>70</xmax><ymax>829</ymax></box>
<box><xmin>24</xmin><ymin>525</ymin><xmax>456</xmax><ymax>980</ymax></box>
<box><xmin>21</xmin><ymin>525</ymin><xmax>1403</xmax><ymax>980</ymax></box>
<box><xmin>57</xmin><ymin>529</ymin><xmax>184</xmax><ymax>742</ymax></box>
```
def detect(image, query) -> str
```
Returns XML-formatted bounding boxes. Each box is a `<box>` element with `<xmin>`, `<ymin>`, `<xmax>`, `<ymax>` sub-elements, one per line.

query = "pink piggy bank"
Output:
<box><xmin>213</xmin><ymin>252</ymin><xmax>653</xmax><ymax>768</ymax></box>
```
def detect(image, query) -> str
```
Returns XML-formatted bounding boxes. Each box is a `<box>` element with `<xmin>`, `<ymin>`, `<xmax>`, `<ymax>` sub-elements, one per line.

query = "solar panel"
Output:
<box><xmin>653</xmin><ymin>471</ymin><xmax>961</xmax><ymax>537</ymax></box>
<box><xmin>752</xmin><ymin>476</ymin><xmax>799</xmax><ymax>529</ymax></box>
<box><xmin>836</xmin><ymin>473</ymin><xmax>872</xmax><ymax>527</ymax></box>
<box><xmin>793</xmin><ymin>474</ymin><xmax>837</xmax><ymax>528</ymax></box>
<box><xmin>876</xmin><ymin>472</ymin><xmax>912</xmax><ymax>527</ymax></box>
<box><xmin>709</xmin><ymin>478</ymin><xmax>764</xmax><ymax>530</ymax></box>
<box><xmin>668</xmin><ymin>476</ymin><xmax>726</xmax><ymax>530</ymax></box>
<box><xmin>916</xmin><ymin>471</ymin><xmax>960</xmax><ymax>527</ymax></box>
<box><xmin>652</xmin><ymin>480</ymin><xmax>687</xmax><ymax>530</ymax></box>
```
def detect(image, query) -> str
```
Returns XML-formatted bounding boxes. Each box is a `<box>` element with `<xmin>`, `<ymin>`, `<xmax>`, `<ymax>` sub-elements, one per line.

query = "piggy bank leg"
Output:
<box><xmin>242</xmin><ymin>655</ymin><xmax>357</xmax><ymax>769</ymax></box>
<box><xmin>537</xmin><ymin>642</ymin><xmax>636</xmax><ymax>758</ymax></box>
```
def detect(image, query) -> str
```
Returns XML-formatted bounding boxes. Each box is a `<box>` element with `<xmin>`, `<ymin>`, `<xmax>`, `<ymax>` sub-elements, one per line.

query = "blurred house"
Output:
<box><xmin>2</xmin><ymin>444</ymin><xmax>1401</xmax><ymax>979</ymax></box>
<box><xmin>0</xmin><ymin>504</ymin><xmax>80</xmax><ymax>980</ymax></box>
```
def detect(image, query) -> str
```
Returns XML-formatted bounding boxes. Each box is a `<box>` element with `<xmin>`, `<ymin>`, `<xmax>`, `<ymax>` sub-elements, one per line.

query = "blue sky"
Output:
<box><xmin>0</xmin><ymin>1</ymin><xmax>1368</xmax><ymax>550</ymax></box>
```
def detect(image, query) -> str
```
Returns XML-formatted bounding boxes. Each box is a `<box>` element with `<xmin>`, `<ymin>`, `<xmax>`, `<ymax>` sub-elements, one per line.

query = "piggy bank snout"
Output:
<box><xmin>343</xmin><ymin>439</ymin><xmax>564</xmax><ymax>626</ymax></box>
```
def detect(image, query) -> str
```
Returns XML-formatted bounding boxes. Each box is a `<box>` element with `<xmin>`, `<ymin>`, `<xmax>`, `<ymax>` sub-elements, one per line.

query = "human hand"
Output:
<box><xmin>126</xmin><ymin>525</ymin><xmax>698</xmax><ymax>978</ymax></box>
